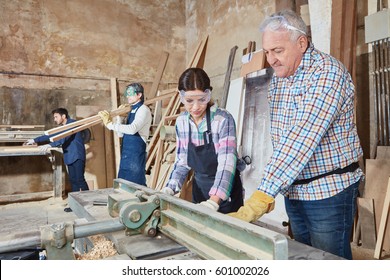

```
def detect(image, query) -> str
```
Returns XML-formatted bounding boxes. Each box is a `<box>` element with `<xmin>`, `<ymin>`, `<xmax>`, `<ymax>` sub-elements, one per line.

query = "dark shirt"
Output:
<box><xmin>34</xmin><ymin>118</ymin><xmax>86</xmax><ymax>165</ymax></box>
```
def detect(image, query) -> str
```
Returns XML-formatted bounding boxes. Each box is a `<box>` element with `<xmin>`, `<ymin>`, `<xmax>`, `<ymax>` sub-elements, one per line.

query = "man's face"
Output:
<box><xmin>262</xmin><ymin>30</ymin><xmax>307</xmax><ymax>78</ymax></box>
<box><xmin>53</xmin><ymin>113</ymin><xmax>66</xmax><ymax>125</ymax></box>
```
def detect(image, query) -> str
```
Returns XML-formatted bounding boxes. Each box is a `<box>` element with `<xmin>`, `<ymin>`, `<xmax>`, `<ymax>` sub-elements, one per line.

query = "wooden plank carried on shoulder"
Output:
<box><xmin>45</xmin><ymin>106</ymin><xmax>131</xmax><ymax>136</ymax></box>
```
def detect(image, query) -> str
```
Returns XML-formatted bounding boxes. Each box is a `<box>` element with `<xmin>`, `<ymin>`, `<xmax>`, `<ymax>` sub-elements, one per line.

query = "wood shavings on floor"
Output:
<box><xmin>76</xmin><ymin>235</ymin><xmax>117</xmax><ymax>260</ymax></box>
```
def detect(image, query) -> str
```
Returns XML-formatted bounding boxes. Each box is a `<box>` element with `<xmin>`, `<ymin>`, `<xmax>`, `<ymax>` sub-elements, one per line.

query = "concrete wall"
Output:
<box><xmin>185</xmin><ymin>0</ymin><xmax>274</xmax><ymax>103</ymax></box>
<box><xmin>0</xmin><ymin>0</ymin><xmax>186</xmax><ymax>197</ymax></box>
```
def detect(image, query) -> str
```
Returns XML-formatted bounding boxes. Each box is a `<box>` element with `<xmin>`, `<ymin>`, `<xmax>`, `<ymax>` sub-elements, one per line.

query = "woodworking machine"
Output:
<box><xmin>0</xmin><ymin>178</ymin><xmax>289</xmax><ymax>260</ymax></box>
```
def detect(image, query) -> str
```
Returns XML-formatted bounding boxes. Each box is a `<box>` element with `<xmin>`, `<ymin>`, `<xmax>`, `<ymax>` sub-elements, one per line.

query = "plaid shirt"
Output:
<box><xmin>258</xmin><ymin>44</ymin><xmax>363</xmax><ymax>200</ymax></box>
<box><xmin>166</xmin><ymin>104</ymin><xmax>238</xmax><ymax>201</ymax></box>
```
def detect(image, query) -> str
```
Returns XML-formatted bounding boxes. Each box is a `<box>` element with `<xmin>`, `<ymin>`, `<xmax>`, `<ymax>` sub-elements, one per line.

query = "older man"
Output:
<box><xmin>229</xmin><ymin>10</ymin><xmax>363</xmax><ymax>259</ymax></box>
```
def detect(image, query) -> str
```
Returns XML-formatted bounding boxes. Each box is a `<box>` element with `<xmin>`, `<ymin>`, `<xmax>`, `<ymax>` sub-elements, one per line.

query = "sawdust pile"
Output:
<box><xmin>76</xmin><ymin>235</ymin><xmax>118</xmax><ymax>260</ymax></box>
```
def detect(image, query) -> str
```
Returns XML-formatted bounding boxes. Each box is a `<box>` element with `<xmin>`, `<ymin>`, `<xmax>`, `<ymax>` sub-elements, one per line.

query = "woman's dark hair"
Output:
<box><xmin>178</xmin><ymin>68</ymin><xmax>213</xmax><ymax>92</ymax></box>
<box><xmin>51</xmin><ymin>108</ymin><xmax>69</xmax><ymax>119</ymax></box>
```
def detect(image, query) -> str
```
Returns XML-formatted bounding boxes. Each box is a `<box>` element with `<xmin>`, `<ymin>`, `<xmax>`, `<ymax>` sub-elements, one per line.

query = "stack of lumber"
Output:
<box><xmin>146</xmin><ymin>36</ymin><xmax>209</xmax><ymax>194</ymax></box>
<box><xmin>0</xmin><ymin>125</ymin><xmax>44</xmax><ymax>143</ymax></box>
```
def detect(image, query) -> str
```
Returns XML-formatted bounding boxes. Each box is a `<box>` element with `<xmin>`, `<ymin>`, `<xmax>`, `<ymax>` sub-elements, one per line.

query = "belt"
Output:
<box><xmin>292</xmin><ymin>162</ymin><xmax>359</xmax><ymax>185</ymax></box>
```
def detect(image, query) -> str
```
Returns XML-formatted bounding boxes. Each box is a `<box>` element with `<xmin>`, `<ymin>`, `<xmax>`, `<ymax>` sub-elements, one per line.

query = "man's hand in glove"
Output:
<box><xmin>98</xmin><ymin>110</ymin><xmax>112</xmax><ymax>126</ymax></box>
<box><xmin>161</xmin><ymin>187</ymin><xmax>174</xmax><ymax>196</ymax></box>
<box><xmin>228</xmin><ymin>191</ymin><xmax>275</xmax><ymax>223</ymax></box>
<box><xmin>38</xmin><ymin>144</ymin><xmax>52</xmax><ymax>153</ymax></box>
<box><xmin>199</xmin><ymin>199</ymin><xmax>219</xmax><ymax>211</ymax></box>
<box><xmin>23</xmin><ymin>139</ymin><xmax>35</xmax><ymax>146</ymax></box>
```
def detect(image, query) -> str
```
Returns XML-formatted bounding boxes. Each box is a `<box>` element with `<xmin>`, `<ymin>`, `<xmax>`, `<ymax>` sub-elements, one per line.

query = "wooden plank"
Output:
<box><xmin>144</xmin><ymin>90</ymin><xmax>176</xmax><ymax>105</ymax></box>
<box><xmin>357</xmin><ymin>197</ymin><xmax>376</xmax><ymax>249</ymax></box>
<box><xmin>145</xmin><ymin>95</ymin><xmax>178</xmax><ymax>172</ymax></box>
<box><xmin>0</xmin><ymin>145</ymin><xmax>61</xmax><ymax>155</ymax></box>
<box><xmin>53</xmin><ymin>152</ymin><xmax>63</xmax><ymax>198</ymax></box>
<box><xmin>374</xmin><ymin>179</ymin><xmax>390</xmax><ymax>259</ymax></box>
<box><xmin>153</xmin><ymin>90</ymin><xmax>162</xmax><ymax>125</ymax></box>
<box><xmin>341</xmin><ymin>0</ymin><xmax>357</xmax><ymax>73</ymax></box>
<box><xmin>187</xmin><ymin>38</ymin><xmax>205</xmax><ymax>68</ymax></box>
<box><xmin>150</xmin><ymin>139</ymin><xmax>165</xmax><ymax>189</ymax></box>
<box><xmin>330</xmin><ymin>0</ymin><xmax>345</xmax><ymax>61</ymax></box>
<box><xmin>220</xmin><ymin>45</ymin><xmax>238</xmax><ymax>109</ymax></box>
<box><xmin>155</xmin><ymin>162</ymin><xmax>173</xmax><ymax>191</ymax></box>
<box><xmin>365</xmin><ymin>159</ymin><xmax>390</xmax><ymax>251</ymax></box>
<box><xmin>148</xmin><ymin>51</ymin><xmax>169</xmax><ymax>98</ymax></box>
<box><xmin>164</xmin><ymin>114</ymin><xmax>180</xmax><ymax>122</ymax></box>
<box><xmin>189</xmin><ymin>35</ymin><xmax>208</xmax><ymax>68</ymax></box>
<box><xmin>45</xmin><ymin>115</ymin><xmax>100</xmax><ymax>135</ymax></box>
<box><xmin>50</xmin><ymin>119</ymin><xmax>101</xmax><ymax>142</ymax></box>
<box><xmin>110</xmin><ymin>78</ymin><xmax>121</xmax><ymax>176</ymax></box>
<box><xmin>226</xmin><ymin>77</ymin><xmax>245</xmax><ymax>148</ymax></box>
<box><xmin>45</xmin><ymin>106</ymin><xmax>131</xmax><ymax>136</ymax></box>
<box><xmin>275</xmin><ymin>0</ymin><xmax>295</xmax><ymax>12</ymax></box>
<box><xmin>0</xmin><ymin>125</ymin><xmax>45</xmax><ymax>129</ymax></box>
<box><xmin>0</xmin><ymin>131</ymin><xmax>45</xmax><ymax>135</ymax></box>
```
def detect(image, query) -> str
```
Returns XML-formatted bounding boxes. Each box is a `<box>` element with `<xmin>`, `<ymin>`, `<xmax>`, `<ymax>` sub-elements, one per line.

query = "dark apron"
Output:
<box><xmin>118</xmin><ymin>104</ymin><xmax>147</xmax><ymax>186</ymax></box>
<box><xmin>187</xmin><ymin>107</ymin><xmax>243</xmax><ymax>214</ymax></box>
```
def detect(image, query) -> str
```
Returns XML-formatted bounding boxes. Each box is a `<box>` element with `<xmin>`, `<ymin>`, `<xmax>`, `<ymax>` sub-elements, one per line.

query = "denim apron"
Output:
<box><xmin>187</xmin><ymin>106</ymin><xmax>243</xmax><ymax>214</ymax></box>
<box><xmin>118</xmin><ymin>103</ymin><xmax>147</xmax><ymax>186</ymax></box>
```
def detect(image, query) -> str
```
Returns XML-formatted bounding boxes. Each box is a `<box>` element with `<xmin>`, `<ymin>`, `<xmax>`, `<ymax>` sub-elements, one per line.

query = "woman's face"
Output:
<box><xmin>181</xmin><ymin>89</ymin><xmax>210</xmax><ymax>123</ymax></box>
<box><xmin>127</xmin><ymin>93</ymin><xmax>142</xmax><ymax>105</ymax></box>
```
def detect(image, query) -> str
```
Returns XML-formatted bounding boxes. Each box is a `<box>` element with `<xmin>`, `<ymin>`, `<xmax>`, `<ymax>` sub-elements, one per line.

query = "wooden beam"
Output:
<box><xmin>374</xmin><ymin>179</ymin><xmax>390</xmax><ymax>259</ymax></box>
<box><xmin>45</xmin><ymin>106</ymin><xmax>130</xmax><ymax>137</ymax></box>
<box><xmin>49</xmin><ymin>119</ymin><xmax>101</xmax><ymax>142</ymax></box>
<box><xmin>110</xmin><ymin>77</ymin><xmax>121</xmax><ymax>176</ymax></box>
<box><xmin>146</xmin><ymin>92</ymin><xmax>178</xmax><ymax>170</ymax></box>
<box><xmin>357</xmin><ymin>197</ymin><xmax>377</xmax><ymax>249</ymax></box>
<box><xmin>191</xmin><ymin>35</ymin><xmax>208</xmax><ymax>68</ymax></box>
<box><xmin>341</xmin><ymin>0</ymin><xmax>357</xmax><ymax>73</ymax></box>
<box><xmin>144</xmin><ymin>90</ymin><xmax>176</xmax><ymax>105</ymax></box>
<box><xmin>45</xmin><ymin>115</ymin><xmax>100</xmax><ymax>135</ymax></box>
<box><xmin>150</xmin><ymin>139</ymin><xmax>165</xmax><ymax>188</ymax></box>
<box><xmin>330</xmin><ymin>0</ymin><xmax>345</xmax><ymax>61</ymax></box>
<box><xmin>220</xmin><ymin>45</ymin><xmax>238</xmax><ymax>108</ymax></box>
<box><xmin>164</xmin><ymin>114</ymin><xmax>180</xmax><ymax>122</ymax></box>
<box><xmin>148</xmin><ymin>51</ymin><xmax>169</xmax><ymax>98</ymax></box>
<box><xmin>0</xmin><ymin>125</ymin><xmax>45</xmax><ymax>129</ymax></box>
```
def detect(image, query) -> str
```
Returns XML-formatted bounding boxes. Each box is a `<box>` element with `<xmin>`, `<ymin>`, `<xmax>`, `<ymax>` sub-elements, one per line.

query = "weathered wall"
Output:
<box><xmin>185</xmin><ymin>0</ymin><xmax>274</xmax><ymax>103</ymax></box>
<box><xmin>0</xmin><ymin>0</ymin><xmax>186</xmax><ymax>197</ymax></box>
<box><xmin>0</xmin><ymin>0</ymin><xmax>186</xmax><ymax>86</ymax></box>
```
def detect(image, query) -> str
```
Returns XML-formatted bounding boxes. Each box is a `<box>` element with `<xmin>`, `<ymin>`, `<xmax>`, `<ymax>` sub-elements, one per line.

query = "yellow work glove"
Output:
<box><xmin>228</xmin><ymin>190</ymin><xmax>275</xmax><ymax>223</ymax></box>
<box><xmin>98</xmin><ymin>110</ymin><xmax>112</xmax><ymax>126</ymax></box>
<box><xmin>118</xmin><ymin>104</ymin><xmax>130</xmax><ymax>110</ymax></box>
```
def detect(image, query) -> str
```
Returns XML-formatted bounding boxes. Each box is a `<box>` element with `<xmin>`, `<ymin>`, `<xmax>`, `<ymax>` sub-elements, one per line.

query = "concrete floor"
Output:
<box><xmin>0</xmin><ymin>197</ymin><xmax>389</xmax><ymax>260</ymax></box>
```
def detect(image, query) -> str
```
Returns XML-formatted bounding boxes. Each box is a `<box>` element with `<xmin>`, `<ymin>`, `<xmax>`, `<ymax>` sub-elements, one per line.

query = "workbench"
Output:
<box><xmin>68</xmin><ymin>188</ymin><xmax>343</xmax><ymax>260</ymax></box>
<box><xmin>0</xmin><ymin>146</ymin><xmax>64</xmax><ymax>201</ymax></box>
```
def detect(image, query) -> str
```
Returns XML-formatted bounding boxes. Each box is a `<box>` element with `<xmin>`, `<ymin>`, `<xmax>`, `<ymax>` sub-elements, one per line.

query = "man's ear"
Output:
<box><xmin>297</xmin><ymin>36</ymin><xmax>308</xmax><ymax>53</ymax></box>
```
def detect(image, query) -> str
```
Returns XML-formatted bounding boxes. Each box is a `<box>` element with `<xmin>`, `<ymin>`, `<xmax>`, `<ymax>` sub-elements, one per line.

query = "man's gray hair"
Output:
<box><xmin>259</xmin><ymin>10</ymin><xmax>308</xmax><ymax>41</ymax></box>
